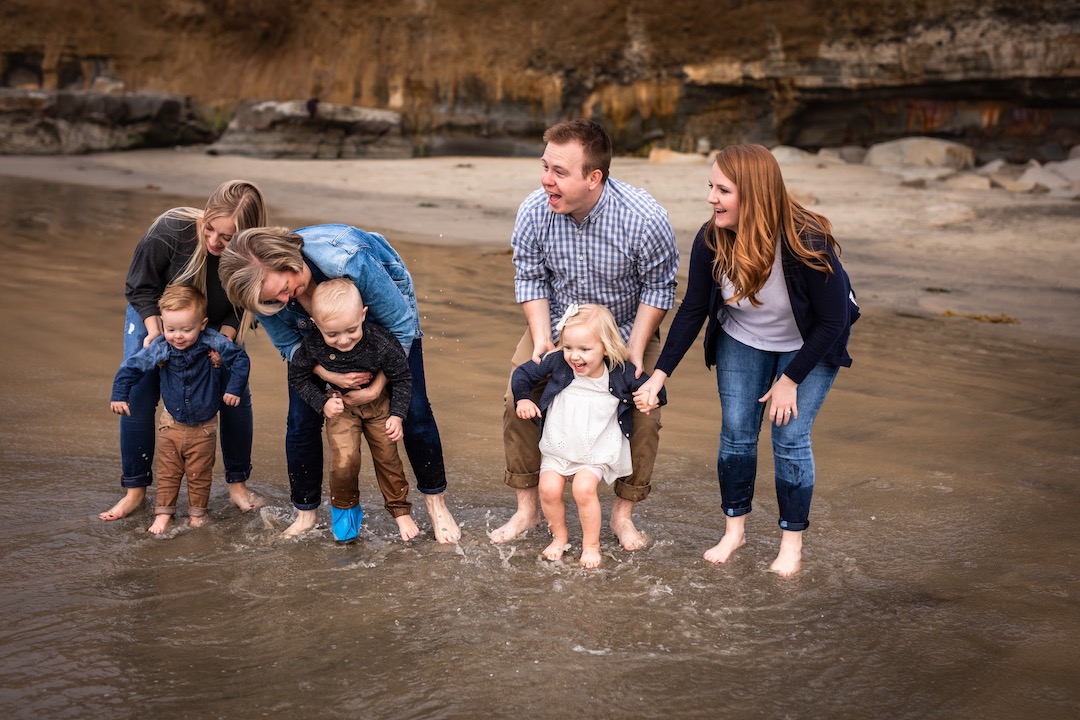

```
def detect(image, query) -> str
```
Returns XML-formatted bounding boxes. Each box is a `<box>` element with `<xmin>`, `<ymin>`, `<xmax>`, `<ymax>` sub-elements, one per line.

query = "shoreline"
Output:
<box><xmin>2</xmin><ymin>147</ymin><xmax>1078</xmax><ymax>346</ymax></box>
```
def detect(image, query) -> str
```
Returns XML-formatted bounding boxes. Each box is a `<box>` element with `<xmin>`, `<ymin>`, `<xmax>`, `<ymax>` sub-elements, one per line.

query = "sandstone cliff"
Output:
<box><xmin>2</xmin><ymin>0</ymin><xmax>1077</xmax><ymax>160</ymax></box>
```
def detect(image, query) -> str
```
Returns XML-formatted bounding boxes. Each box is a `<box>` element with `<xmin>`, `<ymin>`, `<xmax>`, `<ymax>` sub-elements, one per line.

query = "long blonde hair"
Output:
<box><xmin>172</xmin><ymin>180</ymin><xmax>268</xmax><ymax>296</ymax></box>
<box><xmin>553</xmin><ymin>304</ymin><xmax>628</xmax><ymax>369</ymax></box>
<box><xmin>706</xmin><ymin>145</ymin><xmax>837</xmax><ymax>306</ymax></box>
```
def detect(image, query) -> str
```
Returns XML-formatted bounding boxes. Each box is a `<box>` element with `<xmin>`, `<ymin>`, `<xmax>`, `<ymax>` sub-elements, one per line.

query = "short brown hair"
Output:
<box><xmin>543</xmin><ymin>119</ymin><xmax>612</xmax><ymax>182</ymax></box>
<box><xmin>158</xmin><ymin>283</ymin><xmax>207</xmax><ymax>318</ymax></box>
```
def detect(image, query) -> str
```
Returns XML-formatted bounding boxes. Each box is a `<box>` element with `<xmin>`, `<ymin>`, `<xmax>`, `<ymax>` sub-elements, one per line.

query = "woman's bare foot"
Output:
<box><xmin>189</xmin><ymin>514</ymin><xmax>208</xmax><ymax>529</ymax></box>
<box><xmin>768</xmin><ymin>530</ymin><xmax>803</xmax><ymax>577</ymax></box>
<box><xmin>542</xmin><ymin>538</ymin><xmax>570</xmax><ymax>562</ymax></box>
<box><xmin>491</xmin><ymin>488</ymin><xmax>541</xmax><ymax>543</ymax></box>
<box><xmin>282</xmin><ymin>509</ymin><xmax>319</xmax><ymax>538</ymax></box>
<box><xmin>395</xmin><ymin>514</ymin><xmax>421</xmax><ymax>541</ymax></box>
<box><xmin>147</xmin><ymin>513</ymin><xmax>170</xmax><ymax>535</ymax></box>
<box><xmin>579</xmin><ymin>544</ymin><xmax>602</xmax><ymax>569</ymax></box>
<box><xmin>423</xmin><ymin>493</ymin><xmax>461</xmax><ymax>544</ymax></box>
<box><xmin>610</xmin><ymin>497</ymin><xmax>648</xmax><ymax>551</ymax></box>
<box><xmin>99</xmin><ymin>487</ymin><xmax>147</xmax><ymax>521</ymax></box>
<box><xmin>704</xmin><ymin>533</ymin><xmax>746</xmax><ymax>564</ymax></box>
<box><xmin>228</xmin><ymin>482</ymin><xmax>263</xmax><ymax>512</ymax></box>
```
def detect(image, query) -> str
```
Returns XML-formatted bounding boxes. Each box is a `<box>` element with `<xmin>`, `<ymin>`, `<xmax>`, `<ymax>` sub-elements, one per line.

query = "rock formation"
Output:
<box><xmin>1</xmin><ymin>0</ymin><xmax>1077</xmax><ymax>159</ymax></box>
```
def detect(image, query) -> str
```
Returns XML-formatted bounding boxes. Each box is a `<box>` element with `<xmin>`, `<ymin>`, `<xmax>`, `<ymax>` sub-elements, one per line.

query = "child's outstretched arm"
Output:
<box><xmin>385</xmin><ymin>415</ymin><xmax>403</xmax><ymax>442</ymax></box>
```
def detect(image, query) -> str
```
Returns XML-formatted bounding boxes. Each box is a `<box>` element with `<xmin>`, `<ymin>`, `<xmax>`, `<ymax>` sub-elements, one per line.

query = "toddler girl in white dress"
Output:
<box><xmin>511</xmin><ymin>304</ymin><xmax>663</xmax><ymax>568</ymax></box>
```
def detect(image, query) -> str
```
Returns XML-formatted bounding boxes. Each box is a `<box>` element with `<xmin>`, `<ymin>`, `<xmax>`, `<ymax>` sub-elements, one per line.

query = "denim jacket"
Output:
<box><xmin>257</xmin><ymin>224</ymin><xmax>421</xmax><ymax>362</ymax></box>
<box><xmin>111</xmin><ymin>327</ymin><xmax>250</xmax><ymax>425</ymax></box>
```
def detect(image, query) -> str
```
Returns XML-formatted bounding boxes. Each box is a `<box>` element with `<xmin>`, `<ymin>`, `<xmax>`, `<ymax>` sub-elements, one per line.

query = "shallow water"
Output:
<box><xmin>1</xmin><ymin>177</ymin><xmax>1078</xmax><ymax>719</ymax></box>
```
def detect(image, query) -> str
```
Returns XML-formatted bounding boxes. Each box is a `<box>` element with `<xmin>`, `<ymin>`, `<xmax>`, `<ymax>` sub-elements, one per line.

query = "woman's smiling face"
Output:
<box><xmin>708</xmin><ymin>164</ymin><xmax>740</xmax><ymax>231</ymax></box>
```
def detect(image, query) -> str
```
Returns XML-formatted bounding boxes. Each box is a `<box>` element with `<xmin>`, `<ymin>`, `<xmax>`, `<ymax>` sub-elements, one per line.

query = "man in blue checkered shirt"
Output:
<box><xmin>491</xmin><ymin>119</ymin><xmax>679</xmax><ymax>551</ymax></box>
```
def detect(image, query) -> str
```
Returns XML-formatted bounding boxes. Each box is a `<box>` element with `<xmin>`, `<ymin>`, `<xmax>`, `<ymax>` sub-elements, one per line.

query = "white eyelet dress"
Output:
<box><xmin>538</xmin><ymin>366</ymin><xmax>632</xmax><ymax>485</ymax></box>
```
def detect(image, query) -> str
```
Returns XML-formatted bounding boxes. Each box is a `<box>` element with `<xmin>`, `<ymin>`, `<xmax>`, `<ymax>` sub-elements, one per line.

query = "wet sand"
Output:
<box><xmin>0</xmin><ymin>152</ymin><xmax>1078</xmax><ymax>719</ymax></box>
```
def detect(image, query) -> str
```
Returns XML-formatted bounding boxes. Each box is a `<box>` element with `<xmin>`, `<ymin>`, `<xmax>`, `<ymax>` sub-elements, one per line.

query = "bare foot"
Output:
<box><xmin>282</xmin><ymin>509</ymin><xmax>319</xmax><ymax>538</ymax></box>
<box><xmin>189</xmin><ymin>514</ymin><xmax>208</xmax><ymax>528</ymax></box>
<box><xmin>99</xmin><ymin>487</ymin><xmax>147</xmax><ymax>521</ymax></box>
<box><xmin>704</xmin><ymin>533</ymin><xmax>746</xmax><ymax>564</ymax></box>
<box><xmin>610</xmin><ymin>497</ymin><xmax>648</xmax><ymax>551</ymax></box>
<box><xmin>228</xmin><ymin>482</ymin><xmax>264</xmax><ymax>512</ymax></box>
<box><xmin>491</xmin><ymin>488</ymin><xmax>542</xmax><ymax>543</ymax></box>
<box><xmin>579</xmin><ymin>544</ymin><xmax>602</xmax><ymax>569</ymax></box>
<box><xmin>395</xmin><ymin>514</ymin><xmax>421</xmax><ymax>542</ymax></box>
<box><xmin>542</xmin><ymin>538</ymin><xmax>570</xmax><ymax>562</ymax></box>
<box><xmin>147</xmin><ymin>513</ymin><xmax>170</xmax><ymax>535</ymax></box>
<box><xmin>423</xmin><ymin>493</ymin><xmax>461</xmax><ymax>544</ymax></box>
<box><xmin>768</xmin><ymin>531</ymin><xmax>803</xmax><ymax>577</ymax></box>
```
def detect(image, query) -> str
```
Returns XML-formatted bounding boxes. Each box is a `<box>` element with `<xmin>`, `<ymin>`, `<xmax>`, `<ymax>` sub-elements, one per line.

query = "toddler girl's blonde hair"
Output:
<box><xmin>555</xmin><ymin>303</ymin><xmax>628</xmax><ymax>368</ymax></box>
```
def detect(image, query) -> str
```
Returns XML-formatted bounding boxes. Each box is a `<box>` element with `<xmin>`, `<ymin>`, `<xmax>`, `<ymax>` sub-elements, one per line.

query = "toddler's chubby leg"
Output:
<box><xmin>572</xmin><ymin>469</ymin><xmax>603</xmax><ymax>569</ymax></box>
<box><xmin>538</xmin><ymin>470</ymin><xmax>570</xmax><ymax>562</ymax></box>
<box><xmin>148</xmin><ymin>513</ymin><xmax>171</xmax><ymax>535</ymax></box>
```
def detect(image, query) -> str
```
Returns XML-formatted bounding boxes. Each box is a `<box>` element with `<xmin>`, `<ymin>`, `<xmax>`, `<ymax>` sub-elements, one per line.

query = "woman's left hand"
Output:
<box><xmin>760</xmin><ymin>375</ymin><xmax>798</xmax><ymax>426</ymax></box>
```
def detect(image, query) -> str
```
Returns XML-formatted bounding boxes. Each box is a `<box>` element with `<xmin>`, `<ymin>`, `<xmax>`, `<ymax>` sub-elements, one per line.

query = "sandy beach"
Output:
<box><xmin>1</xmin><ymin>148</ymin><xmax>1078</xmax><ymax>718</ymax></box>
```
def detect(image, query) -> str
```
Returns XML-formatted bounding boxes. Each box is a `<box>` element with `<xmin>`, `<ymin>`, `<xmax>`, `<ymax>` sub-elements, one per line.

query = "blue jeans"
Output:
<box><xmin>285</xmin><ymin>337</ymin><xmax>447</xmax><ymax>510</ymax></box>
<box><xmin>714</xmin><ymin>330</ymin><xmax>838</xmax><ymax>531</ymax></box>
<box><xmin>118</xmin><ymin>304</ymin><xmax>253</xmax><ymax>489</ymax></box>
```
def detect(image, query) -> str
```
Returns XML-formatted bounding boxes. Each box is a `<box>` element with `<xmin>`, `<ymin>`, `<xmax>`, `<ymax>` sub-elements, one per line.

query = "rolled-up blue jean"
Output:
<box><xmin>284</xmin><ymin>337</ymin><xmax>447</xmax><ymax>509</ymax></box>
<box><xmin>118</xmin><ymin>303</ymin><xmax>253</xmax><ymax>489</ymax></box>
<box><xmin>714</xmin><ymin>329</ymin><xmax>838</xmax><ymax>531</ymax></box>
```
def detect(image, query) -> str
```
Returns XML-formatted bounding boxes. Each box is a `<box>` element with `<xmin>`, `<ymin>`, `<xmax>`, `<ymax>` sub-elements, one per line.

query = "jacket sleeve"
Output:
<box><xmin>207</xmin><ymin>332</ymin><xmax>251</xmax><ymax>396</ymax></box>
<box><xmin>511</xmin><ymin>352</ymin><xmax>558</xmax><ymax>404</ymax></box>
<box><xmin>111</xmin><ymin>338</ymin><xmax>169</xmax><ymax>401</ymax></box>
<box><xmin>781</xmin><ymin>241</ymin><xmax>852</xmax><ymax>384</ymax></box>
<box><xmin>340</xmin><ymin>253</ymin><xmax>417</xmax><ymax>353</ymax></box>
<box><xmin>124</xmin><ymin>212</ymin><xmax>195</xmax><ymax>320</ymax></box>
<box><xmin>655</xmin><ymin>226</ymin><xmax>715</xmax><ymax>376</ymax></box>
<box><xmin>287</xmin><ymin>341</ymin><xmax>336</xmax><ymax>413</ymax></box>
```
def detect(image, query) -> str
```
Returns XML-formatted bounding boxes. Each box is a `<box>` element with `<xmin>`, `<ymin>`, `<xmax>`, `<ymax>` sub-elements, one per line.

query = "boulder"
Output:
<box><xmin>864</xmin><ymin>137</ymin><xmax>975</xmax><ymax>170</ymax></box>
<box><xmin>769</xmin><ymin>145</ymin><xmax>814</xmax><ymax>165</ymax></box>
<box><xmin>206</xmin><ymin>99</ymin><xmax>412</xmax><ymax>159</ymax></box>
<box><xmin>1016</xmin><ymin>163</ymin><xmax>1071</xmax><ymax>192</ymax></box>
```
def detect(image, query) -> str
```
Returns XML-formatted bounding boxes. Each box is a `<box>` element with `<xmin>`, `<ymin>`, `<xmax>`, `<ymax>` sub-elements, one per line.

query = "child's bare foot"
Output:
<box><xmin>610</xmin><ymin>497</ymin><xmax>648</xmax><ymax>551</ymax></box>
<box><xmin>282</xmin><ymin>509</ymin><xmax>319</xmax><ymax>538</ymax></box>
<box><xmin>423</xmin><ymin>493</ymin><xmax>461</xmax><ymax>544</ymax></box>
<box><xmin>395</xmin><ymin>514</ymin><xmax>420</xmax><ymax>541</ymax></box>
<box><xmin>147</xmin><ymin>513</ymin><xmax>170</xmax><ymax>535</ymax></box>
<box><xmin>542</xmin><ymin>538</ymin><xmax>570</xmax><ymax>562</ymax></box>
<box><xmin>228</xmin><ymin>482</ymin><xmax>263</xmax><ymax>512</ymax></box>
<box><xmin>704</xmin><ymin>533</ymin><xmax>746</xmax><ymax>564</ymax></box>
<box><xmin>189</xmin><ymin>514</ymin><xmax>208</xmax><ymax>529</ymax></box>
<box><xmin>99</xmin><ymin>487</ymin><xmax>147</xmax><ymax>521</ymax></box>
<box><xmin>492</xmin><ymin>489</ymin><xmax>542</xmax><ymax>543</ymax></box>
<box><xmin>579</xmin><ymin>544</ymin><xmax>602</xmax><ymax>569</ymax></box>
<box><xmin>768</xmin><ymin>531</ymin><xmax>803</xmax><ymax>577</ymax></box>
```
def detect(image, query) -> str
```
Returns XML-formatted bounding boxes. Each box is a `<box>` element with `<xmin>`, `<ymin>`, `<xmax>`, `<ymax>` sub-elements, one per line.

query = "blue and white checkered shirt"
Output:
<box><xmin>511</xmin><ymin>177</ymin><xmax>679</xmax><ymax>341</ymax></box>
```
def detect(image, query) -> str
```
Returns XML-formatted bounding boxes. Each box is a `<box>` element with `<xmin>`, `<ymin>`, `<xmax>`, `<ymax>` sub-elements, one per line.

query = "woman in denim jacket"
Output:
<box><xmin>635</xmin><ymin>145</ymin><xmax>857</xmax><ymax>576</ymax></box>
<box><xmin>220</xmin><ymin>225</ymin><xmax>460</xmax><ymax>543</ymax></box>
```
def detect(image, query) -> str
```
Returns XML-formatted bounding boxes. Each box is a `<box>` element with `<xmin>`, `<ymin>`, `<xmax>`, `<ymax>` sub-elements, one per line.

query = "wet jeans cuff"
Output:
<box><xmin>121</xmin><ymin>472</ymin><xmax>153</xmax><ymax>490</ymax></box>
<box><xmin>614</xmin><ymin>477</ymin><xmax>651</xmax><ymax>503</ymax></box>
<box><xmin>225</xmin><ymin>466</ymin><xmax>252</xmax><ymax>484</ymax></box>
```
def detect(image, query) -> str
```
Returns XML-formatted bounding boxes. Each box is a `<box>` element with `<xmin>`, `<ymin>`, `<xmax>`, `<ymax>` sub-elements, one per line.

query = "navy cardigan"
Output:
<box><xmin>511</xmin><ymin>352</ymin><xmax>667</xmax><ymax>439</ymax></box>
<box><xmin>655</xmin><ymin>224</ymin><xmax>857</xmax><ymax>384</ymax></box>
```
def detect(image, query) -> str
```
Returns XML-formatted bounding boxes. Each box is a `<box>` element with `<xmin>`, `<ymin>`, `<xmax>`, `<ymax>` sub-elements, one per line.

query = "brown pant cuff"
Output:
<box><xmin>504</xmin><ymin>470</ymin><xmax>539</xmax><ymax>489</ymax></box>
<box><xmin>614</xmin><ymin>478</ymin><xmax>651</xmax><ymax>503</ymax></box>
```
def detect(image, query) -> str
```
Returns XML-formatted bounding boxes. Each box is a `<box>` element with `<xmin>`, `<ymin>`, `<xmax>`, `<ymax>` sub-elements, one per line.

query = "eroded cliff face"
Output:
<box><xmin>2</xmin><ymin>0</ymin><xmax>1078</xmax><ymax>159</ymax></box>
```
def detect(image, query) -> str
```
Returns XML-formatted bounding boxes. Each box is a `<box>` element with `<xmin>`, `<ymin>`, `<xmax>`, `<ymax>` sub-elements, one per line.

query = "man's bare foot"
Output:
<box><xmin>423</xmin><ymin>493</ymin><xmax>461</xmax><ymax>544</ymax></box>
<box><xmin>99</xmin><ymin>487</ymin><xmax>147</xmax><ymax>521</ymax></box>
<box><xmin>147</xmin><ymin>513</ymin><xmax>170</xmax><ymax>535</ymax></box>
<box><xmin>282</xmin><ymin>509</ymin><xmax>319</xmax><ymax>538</ymax></box>
<box><xmin>768</xmin><ymin>531</ymin><xmax>803</xmax><ymax>577</ymax></box>
<box><xmin>579</xmin><ymin>545</ymin><xmax>602</xmax><ymax>569</ymax></box>
<box><xmin>542</xmin><ymin>538</ymin><xmax>570</xmax><ymax>562</ymax></box>
<box><xmin>610</xmin><ymin>497</ymin><xmax>648</xmax><ymax>551</ymax></box>
<box><xmin>491</xmin><ymin>488</ymin><xmax>541</xmax><ymax>543</ymax></box>
<box><xmin>189</xmin><ymin>514</ymin><xmax>208</xmax><ymax>528</ymax></box>
<box><xmin>395</xmin><ymin>514</ymin><xmax>421</xmax><ymax>541</ymax></box>
<box><xmin>228</xmin><ymin>482</ymin><xmax>263</xmax><ymax>512</ymax></box>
